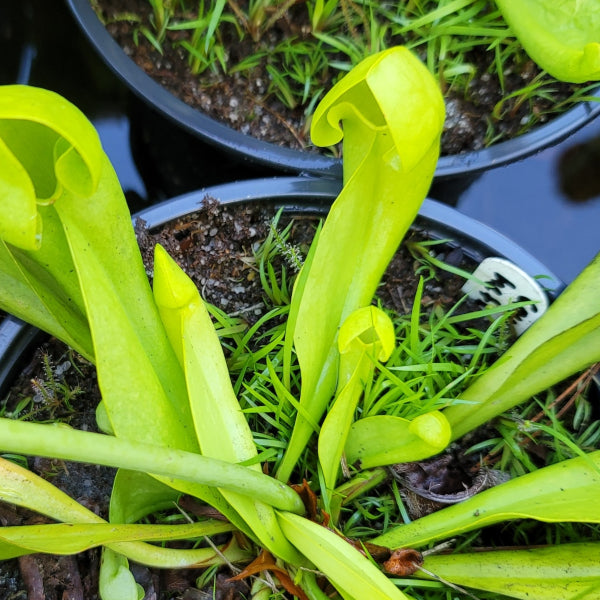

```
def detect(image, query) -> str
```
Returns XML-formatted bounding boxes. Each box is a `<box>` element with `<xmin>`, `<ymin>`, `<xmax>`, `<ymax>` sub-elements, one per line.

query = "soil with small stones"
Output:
<box><xmin>0</xmin><ymin>200</ymin><xmax>495</xmax><ymax>599</ymax></box>
<box><xmin>92</xmin><ymin>0</ymin><xmax>583</xmax><ymax>156</ymax></box>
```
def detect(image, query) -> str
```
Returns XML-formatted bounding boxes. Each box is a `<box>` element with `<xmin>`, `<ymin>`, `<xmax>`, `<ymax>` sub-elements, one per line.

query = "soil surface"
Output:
<box><xmin>92</xmin><ymin>0</ymin><xmax>583</xmax><ymax>156</ymax></box>
<box><xmin>0</xmin><ymin>200</ymin><xmax>483</xmax><ymax>599</ymax></box>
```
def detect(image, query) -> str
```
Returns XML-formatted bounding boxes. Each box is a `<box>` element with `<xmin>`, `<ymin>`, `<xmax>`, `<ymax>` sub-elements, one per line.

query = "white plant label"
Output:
<box><xmin>462</xmin><ymin>257</ymin><xmax>549</xmax><ymax>336</ymax></box>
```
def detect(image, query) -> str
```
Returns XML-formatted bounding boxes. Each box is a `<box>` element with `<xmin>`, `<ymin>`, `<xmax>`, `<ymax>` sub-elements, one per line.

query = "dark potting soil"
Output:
<box><xmin>92</xmin><ymin>0</ymin><xmax>583</xmax><ymax>156</ymax></box>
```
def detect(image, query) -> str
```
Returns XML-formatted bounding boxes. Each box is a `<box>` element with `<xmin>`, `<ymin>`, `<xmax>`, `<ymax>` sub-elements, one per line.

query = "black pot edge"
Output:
<box><xmin>4</xmin><ymin>176</ymin><xmax>597</xmax><ymax>421</ymax></box>
<box><xmin>136</xmin><ymin>175</ymin><xmax>565</xmax><ymax>298</ymax></box>
<box><xmin>65</xmin><ymin>0</ymin><xmax>600</xmax><ymax>180</ymax></box>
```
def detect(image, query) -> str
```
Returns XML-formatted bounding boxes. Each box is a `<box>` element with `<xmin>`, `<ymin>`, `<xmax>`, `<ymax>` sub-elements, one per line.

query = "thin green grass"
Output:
<box><xmin>0</xmin><ymin>347</ymin><xmax>86</xmax><ymax>423</ymax></box>
<box><xmin>97</xmin><ymin>0</ymin><xmax>595</xmax><ymax>150</ymax></box>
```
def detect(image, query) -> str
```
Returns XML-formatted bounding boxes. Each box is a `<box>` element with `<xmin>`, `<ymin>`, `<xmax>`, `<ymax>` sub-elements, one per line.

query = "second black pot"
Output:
<box><xmin>66</xmin><ymin>0</ymin><xmax>600</xmax><ymax>195</ymax></box>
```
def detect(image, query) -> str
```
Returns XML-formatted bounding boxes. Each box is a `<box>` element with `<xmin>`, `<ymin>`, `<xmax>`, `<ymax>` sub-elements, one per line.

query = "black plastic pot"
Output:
<box><xmin>66</xmin><ymin>0</ymin><xmax>600</xmax><ymax>189</ymax></box>
<box><xmin>0</xmin><ymin>175</ymin><xmax>567</xmax><ymax>400</ymax></box>
<box><xmin>0</xmin><ymin>316</ymin><xmax>45</xmax><ymax>400</ymax></box>
<box><xmin>135</xmin><ymin>176</ymin><xmax>565</xmax><ymax>296</ymax></box>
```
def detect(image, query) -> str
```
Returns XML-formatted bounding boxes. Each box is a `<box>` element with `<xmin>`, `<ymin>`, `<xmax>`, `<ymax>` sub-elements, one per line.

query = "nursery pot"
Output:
<box><xmin>0</xmin><ymin>175</ymin><xmax>567</xmax><ymax>400</ymax></box>
<box><xmin>135</xmin><ymin>175</ymin><xmax>565</xmax><ymax>294</ymax></box>
<box><xmin>1</xmin><ymin>176</ymin><xmax>598</xmax><ymax>597</ymax></box>
<box><xmin>66</xmin><ymin>0</ymin><xmax>600</xmax><ymax>194</ymax></box>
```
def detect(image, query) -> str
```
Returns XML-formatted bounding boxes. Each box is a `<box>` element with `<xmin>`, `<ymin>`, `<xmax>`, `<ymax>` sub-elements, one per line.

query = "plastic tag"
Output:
<box><xmin>461</xmin><ymin>257</ymin><xmax>549</xmax><ymax>336</ymax></box>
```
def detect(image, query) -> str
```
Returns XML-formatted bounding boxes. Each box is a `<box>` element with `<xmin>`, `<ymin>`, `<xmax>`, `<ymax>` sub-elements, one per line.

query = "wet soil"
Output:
<box><xmin>135</xmin><ymin>199</ymin><xmax>470</xmax><ymax>319</ymax></box>
<box><xmin>92</xmin><ymin>0</ymin><xmax>582</xmax><ymax>156</ymax></box>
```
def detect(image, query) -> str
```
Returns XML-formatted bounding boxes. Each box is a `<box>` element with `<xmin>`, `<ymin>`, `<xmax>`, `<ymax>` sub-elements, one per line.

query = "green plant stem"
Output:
<box><xmin>0</xmin><ymin>457</ymin><xmax>249</xmax><ymax>569</ymax></box>
<box><xmin>416</xmin><ymin>542</ymin><xmax>600</xmax><ymax>599</ymax></box>
<box><xmin>0</xmin><ymin>418</ymin><xmax>305</xmax><ymax>515</ymax></box>
<box><xmin>153</xmin><ymin>244</ymin><xmax>302</xmax><ymax>565</ymax></box>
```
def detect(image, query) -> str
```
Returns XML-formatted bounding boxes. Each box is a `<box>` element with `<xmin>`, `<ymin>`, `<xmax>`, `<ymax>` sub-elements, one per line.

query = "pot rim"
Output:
<box><xmin>0</xmin><ymin>175</ymin><xmax>564</xmax><ymax>395</ymax></box>
<box><xmin>66</xmin><ymin>0</ymin><xmax>600</xmax><ymax>180</ymax></box>
<box><xmin>136</xmin><ymin>175</ymin><xmax>564</xmax><ymax>296</ymax></box>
